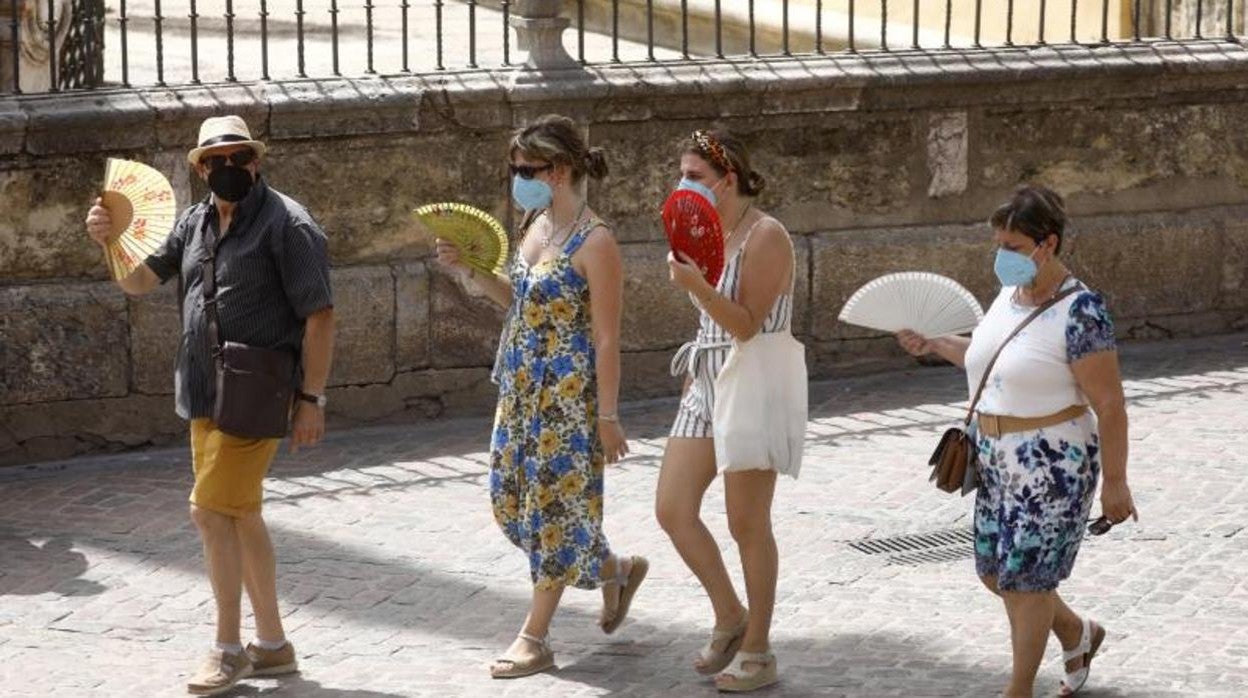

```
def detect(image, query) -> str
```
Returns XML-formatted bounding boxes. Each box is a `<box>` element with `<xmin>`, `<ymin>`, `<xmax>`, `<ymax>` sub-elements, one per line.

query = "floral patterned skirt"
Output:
<box><xmin>488</xmin><ymin>379</ymin><xmax>611</xmax><ymax>592</ymax></box>
<box><xmin>973</xmin><ymin>413</ymin><xmax>1100</xmax><ymax>592</ymax></box>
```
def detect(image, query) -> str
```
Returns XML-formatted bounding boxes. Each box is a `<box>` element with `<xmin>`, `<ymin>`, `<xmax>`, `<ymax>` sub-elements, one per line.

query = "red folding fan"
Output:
<box><xmin>661</xmin><ymin>189</ymin><xmax>725</xmax><ymax>286</ymax></box>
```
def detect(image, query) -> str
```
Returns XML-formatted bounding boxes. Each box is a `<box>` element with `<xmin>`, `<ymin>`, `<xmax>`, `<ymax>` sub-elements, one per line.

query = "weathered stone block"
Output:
<box><xmin>141</xmin><ymin>85</ymin><xmax>269</xmax><ymax>151</ymax></box>
<box><xmin>592</xmin><ymin>111</ymin><xmax>920</xmax><ymax>241</ymax></box>
<box><xmin>1115</xmin><ymin>311</ymin><xmax>1232</xmax><ymax>342</ymax></box>
<box><xmin>1066</xmin><ymin>215</ymin><xmax>1222</xmax><ymax>320</ymax></box>
<box><xmin>791</xmin><ymin>235</ymin><xmax>813</xmax><ymax>338</ymax></box>
<box><xmin>0</xmin><ymin>161</ymin><xmax>118</xmax><ymax>280</ymax></box>
<box><xmin>261</xmin><ymin>131</ymin><xmax>514</xmax><ymax>267</ymax></box>
<box><xmin>23</xmin><ymin>92</ymin><xmax>156</xmax><ymax>154</ymax></box>
<box><xmin>0</xmin><ymin>99</ymin><xmax>25</xmax><ymax>155</ymax></box>
<box><xmin>326</xmin><ymin>368</ymin><xmax>497</xmax><ymax>425</ymax></box>
<box><xmin>416</xmin><ymin>76</ymin><xmax>514</xmax><ymax>133</ymax></box>
<box><xmin>329</xmin><ymin>266</ymin><xmax>396</xmax><ymax>387</ymax></box>
<box><xmin>810</xmin><ymin>225</ymin><xmax>997</xmax><ymax>342</ymax></box>
<box><xmin>978</xmin><ymin>103</ymin><xmax>1248</xmax><ymax>214</ymax></box>
<box><xmin>0</xmin><ymin>394</ymin><xmax>184</xmax><ymax>466</ymax></box>
<box><xmin>266</xmin><ymin>79</ymin><xmax>424</xmax><ymax>139</ymax></box>
<box><xmin>1221</xmin><ymin>219</ymin><xmax>1248</xmax><ymax>311</ymax></box>
<box><xmin>0</xmin><ymin>283</ymin><xmax>129</xmax><ymax>405</ymax></box>
<box><xmin>758</xmin><ymin>112</ymin><xmax>920</xmax><ymax>234</ymax></box>
<box><xmin>128</xmin><ymin>284</ymin><xmax>181</xmax><ymax>396</ymax></box>
<box><xmin>620</xmin><ymin>241</ymin><xmax>698</xmax><ymax>352</ymax></box>
<box><xmin>620</xmin><ymin>350</ymin><xmax>682</xmax><ymax>402</ymax></box>
<box><xmin>396</xmin><ymin>262</ymin><xmax>432</xmax><ymax>371</ymax></box>
<box><xmin>807</xmin><ymin>337</ymin><xmax>916</xmax><ymax>382</ymax></box>
<box><xmin>587</xmin><ymin>120</ymin><xmax>693</xmax><ymax>244</ymax></box>
<box><xmin>429</xmin><ymin>268</ymin><xmax>507</xmax><ymax>369</ymax></box>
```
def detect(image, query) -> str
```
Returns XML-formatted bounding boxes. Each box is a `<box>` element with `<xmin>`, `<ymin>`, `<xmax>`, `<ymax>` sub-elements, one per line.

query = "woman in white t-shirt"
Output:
<box><xmin>897</xmin><ymin>185</ymin><xmax>1138</xmax><ymax>698</ymax></box>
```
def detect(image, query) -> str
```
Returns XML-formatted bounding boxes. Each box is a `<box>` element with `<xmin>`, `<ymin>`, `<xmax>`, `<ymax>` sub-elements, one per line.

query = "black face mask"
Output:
<box><xmin>207</xmin><ymin>165</ymin><xmax>254</xmax><ymax>202</ymax></box>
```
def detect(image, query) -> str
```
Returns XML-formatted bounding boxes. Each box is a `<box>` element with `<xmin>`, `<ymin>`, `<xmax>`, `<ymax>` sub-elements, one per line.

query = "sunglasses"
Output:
<box><xmin>509</xmin><ymin>163</ymin><xmax>553</xmax><ymax>180</ymax></box>
<box><xmin>200</xmin><ymin>149</ymin><xmax>257</xmax><ymax>169</ymax></box>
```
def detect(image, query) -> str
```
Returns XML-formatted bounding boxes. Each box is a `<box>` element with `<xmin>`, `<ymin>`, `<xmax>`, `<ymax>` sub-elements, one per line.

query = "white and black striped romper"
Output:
<box><xmin>669</xmin><ymin>217</ymin><xmax>794</xmax><ymax>439</ymax></box>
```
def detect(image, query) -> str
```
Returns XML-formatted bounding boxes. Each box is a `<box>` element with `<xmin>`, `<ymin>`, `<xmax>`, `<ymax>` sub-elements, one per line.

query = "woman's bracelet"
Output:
<box><xmin>598</xmin><ymin>413</ymin><xmax>620</xmax><ymax>423</ymax></box>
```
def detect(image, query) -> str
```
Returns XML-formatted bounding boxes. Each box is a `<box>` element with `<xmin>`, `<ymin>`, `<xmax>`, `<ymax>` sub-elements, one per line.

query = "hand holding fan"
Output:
<box><xmin>99</xmin><ymin>158</ymin><xmax>178</xmax><ymax>281</ymax></box>
<box><xmin>413</xmin><ymin>202</ymin><xmax>510</xmax><ymax>277</ymax></box>
<box><xmin>662</xmin><ymin>189</ymin><xmax>725</xmax><ymax>286</ymax></box>
<box><xmin>838</xmin><ymin>272</ymin><xmax>984</xmax><ymax>337</ymax></box>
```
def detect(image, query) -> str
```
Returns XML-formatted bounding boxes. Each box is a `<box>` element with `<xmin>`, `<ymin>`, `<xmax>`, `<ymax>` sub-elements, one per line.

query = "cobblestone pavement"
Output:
<box><xmin>2</xmin><ymin>334</ymin><xmax>1246</xmax><ymax>697</ymax></box>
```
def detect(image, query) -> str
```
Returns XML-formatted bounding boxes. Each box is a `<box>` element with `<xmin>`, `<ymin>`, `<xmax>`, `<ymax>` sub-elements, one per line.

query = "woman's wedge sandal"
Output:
<box><xmin>489</xmin><ymin>632</ymin><xmax>555</xmax><ymax>679</ymax></box>
<box><xmin>694</xmin><ymin>612</ymin><xmax>749</xmax><ymax>676</ymax></box>
<box><xmin>600</xmin><ymin>555</ymin><xmax>649</xmax><ymax>635</ymax></box>
<box><xmin>714</xmin><ymin>651</ymin><xmax>778</xmax><ymax>693</ymax></box>
<box><xmin>1059</xmin><ymin>618</ymin><xmax>1106</xmax><ymax>696</ymax></box>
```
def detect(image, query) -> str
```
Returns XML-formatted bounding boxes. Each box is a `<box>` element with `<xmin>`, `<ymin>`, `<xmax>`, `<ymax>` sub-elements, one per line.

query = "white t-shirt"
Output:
<box><xmin>964</xmin><ymin>278</ymin><xmax>1117</xmax><ymax>418</ymax></box>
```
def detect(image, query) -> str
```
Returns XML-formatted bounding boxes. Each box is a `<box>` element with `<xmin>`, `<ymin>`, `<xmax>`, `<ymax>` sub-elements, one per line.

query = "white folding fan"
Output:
<box><xmin>838</xmin><ymin>272</ymin><xmax>984</xmax><ymax>337</ymax></box>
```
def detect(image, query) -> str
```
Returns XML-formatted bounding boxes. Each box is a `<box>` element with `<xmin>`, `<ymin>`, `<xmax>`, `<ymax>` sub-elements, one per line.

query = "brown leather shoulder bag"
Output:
<box><xmin>929</xmin><ymin>283</ymin><xmax>1081</xmax><ymax>495</ymax></box>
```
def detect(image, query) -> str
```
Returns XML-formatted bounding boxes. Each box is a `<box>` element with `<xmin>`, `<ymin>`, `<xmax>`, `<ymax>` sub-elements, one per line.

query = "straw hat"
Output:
<box><xmin>186</xmin><ymin>115</ymin><xmax>268</xmax><ymax>165</ymax></box>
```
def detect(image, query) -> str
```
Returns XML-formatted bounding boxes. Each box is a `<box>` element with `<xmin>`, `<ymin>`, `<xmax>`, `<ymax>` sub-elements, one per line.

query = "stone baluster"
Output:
<box><xmin>510</xmin><ymin>0</ymin><xmax>578</xmax><ymax>74</ymax></box>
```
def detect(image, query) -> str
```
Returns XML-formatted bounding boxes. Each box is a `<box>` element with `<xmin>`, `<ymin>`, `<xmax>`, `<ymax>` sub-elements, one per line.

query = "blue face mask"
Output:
<box><xmin>512</xmin><ymin>175</ymin><xmax>553</xmax><ymax>211</ymax></box>
<box><xmin>677</xmin><ymin>177</ymin><xmax>720</xmax><ymax>207</ymax></box>
<box><xmin>994</xmin><ymin>246</ymin><xmax>1040</xmax><ymax>287</ymax></box>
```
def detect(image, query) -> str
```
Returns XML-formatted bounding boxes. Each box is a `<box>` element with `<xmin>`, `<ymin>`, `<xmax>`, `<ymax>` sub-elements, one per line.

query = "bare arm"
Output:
<box><xmin>669</xmin><ymin>219</ymin><xmax>793</xmax><ymax>343</ymax></box>
<box><xmin>897</xmin><ymin>331</ymin><xmax>972</xmax><ymax>368</ymax></box>
<box><xmin>1071</xmin><ymin>349</ymin><xmax>1137</xmax><ymax>523</ymax></box>
<box><xmin>467</xmin><ymin>269</ymin><xmax>515</xmax><ymax>309</ymax></box>
<box><xmin>435</xmin><ymin>239</ymin><xmax>513</xmax><ymax>309</ymax></box>
<box><xmin>290</xmin><ymin>307</ymin><xmax>335</xmax><ymax>452</ymax></box>
<box><xmin>300</xmin><ymin>307</ymin><xmax>335</xmax><ymax>397</ymax></box>
<box><xmin>577</xmin><ymin>226</ymin><xmax>628</xmax><ymax>463</ymax></box>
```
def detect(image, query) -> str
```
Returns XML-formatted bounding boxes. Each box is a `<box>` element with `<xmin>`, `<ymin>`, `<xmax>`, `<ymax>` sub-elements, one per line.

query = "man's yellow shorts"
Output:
<box><xmin>189</xmin><ymin>419</ymin><xmax>281</xmax><ymax>518</ymax></box>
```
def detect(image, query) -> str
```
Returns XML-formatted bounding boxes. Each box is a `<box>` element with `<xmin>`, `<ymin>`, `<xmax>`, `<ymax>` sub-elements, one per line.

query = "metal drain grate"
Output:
<box><xmin>847</xmin><ymin>528</ymin><xmax>976</xmax><ymax>567</ymax></box>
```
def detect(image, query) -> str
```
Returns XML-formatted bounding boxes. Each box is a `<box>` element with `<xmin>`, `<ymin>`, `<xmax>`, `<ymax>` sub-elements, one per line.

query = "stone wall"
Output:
<box><xmin>2</xmin><ymin>43</ymin><xmax>1248</xmax><ymax>465</ymax></box>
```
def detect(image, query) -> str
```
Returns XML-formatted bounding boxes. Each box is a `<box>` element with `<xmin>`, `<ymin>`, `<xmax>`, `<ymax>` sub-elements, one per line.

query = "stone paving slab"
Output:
<box><xmin>1</xmin><ymin>334</ymin><xmax>1246</xmax><ymax>697</ymax></box>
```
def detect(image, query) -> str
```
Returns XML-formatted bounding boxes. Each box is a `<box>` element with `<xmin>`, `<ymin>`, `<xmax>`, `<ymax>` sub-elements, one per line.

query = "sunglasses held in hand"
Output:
<box><xmin>1088</xmin><ymin>516</ymin><xmax>1116</xmax><ymax>536</ymax></box>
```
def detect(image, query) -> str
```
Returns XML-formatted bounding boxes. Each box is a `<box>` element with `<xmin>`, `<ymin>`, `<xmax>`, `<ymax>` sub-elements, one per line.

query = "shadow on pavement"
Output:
<box><xmin>0</xmin><ymin>531</ymin><xmax>107</xmax><ymax>597</ymax></box>
<box><xmin>232</xmin><ymin>675</ymin><xmax>409</xmax><ymax>697</ymax></box>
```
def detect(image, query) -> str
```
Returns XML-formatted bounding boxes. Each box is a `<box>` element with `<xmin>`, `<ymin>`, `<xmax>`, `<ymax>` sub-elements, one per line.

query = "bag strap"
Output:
<box><xmin>199</xmin><ymin>213</ymin><xmax>224</xmax><ymax>368</ymax></box>
<box><xmin>962</xmin><ymin>279</ymin><xmax>1082</xmax><ymax>426</ymax></box>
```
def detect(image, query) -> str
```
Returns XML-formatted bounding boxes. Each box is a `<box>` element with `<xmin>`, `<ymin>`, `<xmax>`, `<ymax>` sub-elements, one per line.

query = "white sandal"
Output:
<box><xmin>489</xmin><ymin>632</ymin><xmax>555</xmax><ymax>679</ymax></box>
<box><xmin>1059</xmin><ymin>617</ymin><xmax>1106</xmax><ymax>696</ymax></box>
<box><xmin>694</xmin><ymin>611</ymin><xmax>749</xmax><ymax>676</ymax></box>
<box><xmin>714</xmin><ymin>651</ymin><xmax>778</xmax><ymax>693</ymax></box>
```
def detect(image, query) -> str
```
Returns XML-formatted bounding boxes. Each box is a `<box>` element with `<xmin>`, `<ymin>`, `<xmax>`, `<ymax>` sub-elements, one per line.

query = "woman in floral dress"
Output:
<box><xmin>435</xmin><ymin>114</ymin><xmax>647</xmax><ymax>679</ymax></box>
<box><xmin>898</xmin><ymin>184</ymin><xmax>1138</xmax><ymax>698</ymax></box>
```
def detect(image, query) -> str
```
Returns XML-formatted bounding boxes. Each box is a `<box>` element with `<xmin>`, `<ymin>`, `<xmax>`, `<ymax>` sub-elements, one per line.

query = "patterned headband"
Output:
<box><xmin>692</xmin><ymin>130</ymin><xmax>734</xmax><ymax>173</ymax></box>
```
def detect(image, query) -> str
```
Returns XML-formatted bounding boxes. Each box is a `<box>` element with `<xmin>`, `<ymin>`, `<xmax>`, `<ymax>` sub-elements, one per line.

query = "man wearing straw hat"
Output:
<box><xmin>84</xmin><ymin>115</ymin><xmax>335</xmax><ymax>696</ymax></box>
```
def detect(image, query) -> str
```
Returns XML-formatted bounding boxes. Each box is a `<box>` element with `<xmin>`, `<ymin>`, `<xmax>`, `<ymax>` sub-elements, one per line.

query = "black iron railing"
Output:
<box><xmin>2</xmin><ymin>0</ymin><xmax>1244</xmax><ymax>94</ymax></box>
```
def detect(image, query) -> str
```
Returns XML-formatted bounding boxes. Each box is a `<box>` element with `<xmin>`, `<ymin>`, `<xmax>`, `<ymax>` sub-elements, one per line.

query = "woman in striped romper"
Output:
<box><xmin>657</xmin><ymin>130</ymin><xmax>802</xmax><ymax>693</ymax></box>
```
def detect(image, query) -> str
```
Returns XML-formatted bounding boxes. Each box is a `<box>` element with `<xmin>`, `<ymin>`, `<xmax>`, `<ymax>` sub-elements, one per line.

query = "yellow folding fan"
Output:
<box><xmin>413</xmin><ymin>202</ymin><xmax>510</xmax><ymax>277</ymax></box>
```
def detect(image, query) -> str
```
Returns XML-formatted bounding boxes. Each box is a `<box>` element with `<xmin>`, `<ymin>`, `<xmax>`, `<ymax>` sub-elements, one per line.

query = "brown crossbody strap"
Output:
<box><xmin>962</xmin><ymin>280</ymin><xmax>1082</xmax><ymax>426</ymax></box>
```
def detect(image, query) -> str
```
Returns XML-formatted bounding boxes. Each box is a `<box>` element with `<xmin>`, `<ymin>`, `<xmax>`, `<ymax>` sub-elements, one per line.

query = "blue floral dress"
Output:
<box><xmin>964</xmin><ymin>280</ymin><xmax>1118</xmax><ymax>592</ymax></box>
<box><xmin>488</xmin><ymin>218</ymin><xmax>612</xmax><ymax>591</ymax></box>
